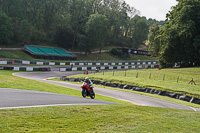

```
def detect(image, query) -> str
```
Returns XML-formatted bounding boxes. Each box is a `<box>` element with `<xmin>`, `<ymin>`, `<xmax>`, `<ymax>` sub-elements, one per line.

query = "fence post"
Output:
<box><xmin>113</xmin><ymin>71</ymin><xmax>115</xmax><ymax>76</ymax></box>
<box><xmin>177</xmin><ymin>76</ymin><xmax>179</xmax><ymax>83</ymax></box>
<box><xmin>125</xmin><ymin>70</ymin><xmax>126</xmax><ymax>77</ymax></box>
<box><xmin>136</xmin><ymin>72</ymin><xmax>138</xmax><ymax>78</ymax></box>
<box><xmin>149</xmin><ymin>73</ymin><xmax>151</xmax><ymax>79</ymax></box>
<box><xmin>163</xmin><ymin>74</ymin><xmax>165</xmax><ymax>81</ymax></box>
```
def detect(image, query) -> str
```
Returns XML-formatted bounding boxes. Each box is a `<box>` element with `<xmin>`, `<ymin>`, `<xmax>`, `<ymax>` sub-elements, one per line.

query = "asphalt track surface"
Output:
<box><xmin>7</xmin><ymin>71</ymin><xmax>199</xmax><ymax>112</ymax></box>
<box><xmin>0</xmin><ymin>88</ymin><xmax>115</xmax><ymax>109</ymax></box>
<box><xmin>0</xmin><ymin>71</ymin><xmax>117</xmax><ymax>109</ymax></box>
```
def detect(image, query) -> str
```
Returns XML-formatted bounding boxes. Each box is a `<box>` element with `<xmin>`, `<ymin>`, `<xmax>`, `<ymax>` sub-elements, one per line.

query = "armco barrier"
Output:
<box><xmin>0</xmin><ymin>64</ymin><xmax>157</xmax><ymax>72</ymax></box>
<box><xmin>3</xmin><ymin>67</ymin><xmax>14</xmax><ymax>70</ymax></box>
<box><xmin>61</xmin><ymin>77</ymin><xmax>200</xmax><ymax>105</ymax></box>
<box><xmin>59</xmin><ymin>64</ymin><xmax>157</xmax><ymax>71</ymax></box>
<box><xmin>1</xmin><ymin>66</ymin><xmax>51</xmax><ymax>71</ymax></box>
<box><xmin>0</xmin><ymin>59</ymin><xmax>158</xmax><ymax>66</ymax></box>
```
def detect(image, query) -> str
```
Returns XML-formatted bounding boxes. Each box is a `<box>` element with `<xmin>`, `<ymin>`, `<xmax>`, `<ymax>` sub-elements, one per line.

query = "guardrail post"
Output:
<box><xmin>163</xmin><ymin>74</ymin><xmax>165</xmax><ymax>81</ymax></box>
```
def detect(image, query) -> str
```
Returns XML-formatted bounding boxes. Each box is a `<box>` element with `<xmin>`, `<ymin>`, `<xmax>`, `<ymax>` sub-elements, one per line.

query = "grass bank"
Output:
<box><xmin>0</xmin><ymin>50</ymin><xmax>156</xmax><ymax>61</ymax></box>
<box><xmin>52</xmin><ymin>79</ymin><xmax>200</xmax><ymax>108</ymax></box>
<box><xmin>0</xmin><ymin>105</ymin><xmax>200</xmax><ymax>132</ymax></box>
<box><xmin>1</xmin><ymin>70</ymin><xmax>200</xmax><ymax>132</ymax></box>
<box><xmin>76</xmin><ymin>52</ymin><xmax>155</xmax><ymax>61</ymax></box>
<box><xmin>0</xmin><ymin>50</ymin><xmax>34</xmax><ymax>60</ymax></box>
<box><xmin>68</xmin><ymin>68</ymin><xmax>200</xmax><ymax>99</ymax></box>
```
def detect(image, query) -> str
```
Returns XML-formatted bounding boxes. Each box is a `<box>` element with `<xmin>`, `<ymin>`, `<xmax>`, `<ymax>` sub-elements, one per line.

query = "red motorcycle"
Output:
<box><xmin>81</xmin><ymin>82</ymin><xmax>95</xmax><ymax>99</ymax></box>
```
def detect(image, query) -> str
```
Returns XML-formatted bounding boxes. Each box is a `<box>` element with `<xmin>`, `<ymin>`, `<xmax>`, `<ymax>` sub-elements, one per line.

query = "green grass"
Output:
<box><xmin>0</xmin><ymin>50</ymin><xmax>156</xmax><ymax>61</ymax></box>
<box><xmin>0</xmin><ymin>50</ymin><xmax>34</xmax><ymax>60</ymax></box>
<box><xmin>68</xmin><ymin>68</ymin><xmax>200</xmax><ymax>99</ymax></box>
<box><xmin>1</xmin><ymin>70</ymin><xmax>200</xmax><ymax>132</ymax></box>
<box><xmin>0</xmin><ymin>105</ymin><xmax>200</xmax><ymax>133</ymax></box>
<box><xmin>0</xmin><ymin>50</ymin><xmax>70</xmax><ymax>62</ymax></box>
<box><xmin>0</xmin><ymin>70</ymin><xmax>129</xmax><ymax>105</ymax></box>
<box><xmin>77</xmin><ymin>52</ymin><xmax>156</xmax><ymax>61</ymax></box>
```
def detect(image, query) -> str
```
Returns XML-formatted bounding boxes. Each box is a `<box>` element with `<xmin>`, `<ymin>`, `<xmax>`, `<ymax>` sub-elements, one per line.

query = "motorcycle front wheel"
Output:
<box><xmin>82</xmin><ymin>89</ymin><xmax>87</xmax><ymax>98</ymax></box>
<box><xmin>90</xmin><ymin>92</ymin><xmax>95</xmax><ymax>99</ymax></box>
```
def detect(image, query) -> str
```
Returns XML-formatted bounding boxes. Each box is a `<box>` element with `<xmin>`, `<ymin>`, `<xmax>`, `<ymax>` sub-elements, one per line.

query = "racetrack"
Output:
<box><xmin>13</xmin><ymin>71</ymin><xmax>200</xmax><ymax>112</ymax></box>
<box><xmin>0</xmin><ymin>88</ymin><xmax>115</xmax><ymax>109</ymax></box>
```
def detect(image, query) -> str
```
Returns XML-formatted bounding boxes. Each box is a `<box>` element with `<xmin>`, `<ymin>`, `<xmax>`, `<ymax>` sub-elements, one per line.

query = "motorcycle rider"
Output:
<box><xmin>84</xmin><ymin>77</ymin><xmax>93</xmax><ymax>92</ymax></box>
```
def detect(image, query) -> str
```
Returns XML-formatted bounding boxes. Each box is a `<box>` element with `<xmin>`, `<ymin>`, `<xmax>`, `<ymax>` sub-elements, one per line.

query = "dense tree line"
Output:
<box><xmin>149</xmin><ymin>0</ymin><xmax>200</xmax><ymax>67</ymax></box>
<box><xmin>0</xmin><ymin>0</ymin><xmax>155</xmax><ymax>54</ymax></box>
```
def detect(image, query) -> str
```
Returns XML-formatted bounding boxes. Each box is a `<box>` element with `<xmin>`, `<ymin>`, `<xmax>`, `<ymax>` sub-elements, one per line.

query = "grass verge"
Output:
<box><xmin>0</xmin><ymin>50</ymin><xmax>34</xmax><ymax>60</ymax></box>
<box><xmin>0</xmin><ymin>50</ymin><xmax>156</xmax><ymax>61</ymax></box>
<box><xmin>0</xmin><ymin>105</ymin><xmax>200</xmax><ymax>132</ymax></box>
<box><xmin>52</xmin><ymin>78</ymin><xmax>200</xmax><ymax>109</ymax></box>
<box><xmin>76</xmin><ymin>52</ymin><xmax>156</xmax><ymax>61</ymax></box>
<box><xmin>68</xmin><ymin>68</ymin><xmax>200</xmax><ymax>98</ymax></box>
<box><xmin>1</xmin><ymin>70</ymin><xmax>200</xmax><ymax>132</ymax></box>
<box><xmin>66</xmin><ymin>68</ymin><xmax>200</xmax><ymax>108</ymax></box>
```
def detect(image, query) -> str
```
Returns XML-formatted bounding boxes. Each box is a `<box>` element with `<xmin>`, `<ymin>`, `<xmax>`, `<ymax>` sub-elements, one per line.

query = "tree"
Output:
<box><xmin>130</xmin><ymin>16</ymin><xmax>149</xmax><ymax>48</ymax></box>
<box><xmin>152</xmin><ymin>0</ymin><xmax>200</xmax><ymax>67</ymax></box>
<box><xmin>85</xmin><ymin>13</ymin><xmax>109</xmax><ymax>53</ymax></box>
<box><xmin>13</xmin><ymin>19</ymin><xmax>32</xmax><ymax>43</ymax></box>
<box><xmin>0</xmin><ymin>11</ymin><xmax>13</xmax><ymax>45</ymax></box>
<box><xmin>53</xmin><ymin>27</ymin><xmax>74</xmax><ymax>49</ymax></box>
<box><xmin>148</xmin><ymin>24</ymin><xmax>161</xmax><ymax>56</ymax></box>
<box><xmin>77</xmin><ymin>33</ymin><xmax>89</xmax><ymax>55</ymax></box>
<box><xmin>69</xmin><ymin>0</ymin><xmax>91</xmax><ymax>52</ymax></box>
<box><xmin>0</xmin><ymin>0</ymin><xmax>144</xmax><ymax>50</ymax></box>
<box><xmin>193</xmin><ymin>35</ymin><xmax>200</xmax><ymax>66</ymax></box>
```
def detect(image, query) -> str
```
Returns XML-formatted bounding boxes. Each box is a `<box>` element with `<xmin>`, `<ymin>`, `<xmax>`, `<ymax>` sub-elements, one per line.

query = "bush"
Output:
<box><xmin>159</xmin><ymin>60</ymin><xmax>173</xmax><ymax>68</ymax></box>
<box><xmin>110</xmin><ymin>48</ymin><xmax>123</xmax><ymax>57</ymax></box>
<box><xmin>0</xmin><ymin>11</ymin><xmax>13</xmax><ymax>45</ymax></box>
<box><xmin>53</xmin><ymin>27</ymin><xmax>74</xmax><ymax>49</ymax></box>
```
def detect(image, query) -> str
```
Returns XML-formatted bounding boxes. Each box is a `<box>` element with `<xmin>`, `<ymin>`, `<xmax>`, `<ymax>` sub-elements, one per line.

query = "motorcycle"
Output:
<box><xmin>81</xmin><ymin>82</ymin><xmax>95</xmax><ymax>99</ymax></box>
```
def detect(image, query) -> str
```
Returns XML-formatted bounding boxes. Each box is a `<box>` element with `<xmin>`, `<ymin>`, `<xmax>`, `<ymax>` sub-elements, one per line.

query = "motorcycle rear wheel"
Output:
<box><xmin>82</xmin><ymin>89</ymin><xmax>87</xmax><ymax>98</ymax></box>
<box><xmin>90</xmin><ymin>92</ymin><xmax>95</xmax><ymax>99</ymax></box>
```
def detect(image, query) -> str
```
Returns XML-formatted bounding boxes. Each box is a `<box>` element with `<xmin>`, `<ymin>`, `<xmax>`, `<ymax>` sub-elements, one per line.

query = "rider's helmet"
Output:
<box><xmin>85</xmin><ymin>77</ymin><xmax>89</xmax><ymax>82</ymax></box>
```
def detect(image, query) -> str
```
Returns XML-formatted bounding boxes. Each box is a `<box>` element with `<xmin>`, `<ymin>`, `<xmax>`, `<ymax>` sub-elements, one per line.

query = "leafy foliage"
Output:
<box><xmin>110</xmin><ymin>48</ymin><xmax>123</xmax><ymax>57</ymax></box>
<box><xmin>0</xmin><ymin>11</ymin><xmax>13</xmax><ymax>44</ymax></box>
<box><xmin>148</xmin><ymin>24</ymin><xmax>161</xmax><ymax>56</ymax></box>
<box><xmin>13</xmin><ymin>19</ymin><xmax>32</xmax><ymax>43</ymax></box>
<box><xmin>148</xmin><ymin>0</ymin><xmax>200</xmax><ymax>67</ymax></box>
<box><xmin>85</xmin><ymin>13</ymin><xmax>109</xmax><ymax>53</ymax></box>
<box><xmin>130</xmin><ymin>16</ymin><xmax>149</xmax><ymax>48</ymax></box>
<box><xmin>53</xmin><ymin>27</ymin><xmax>74</xmax><ymax>49</ymax></box>
<box><xmin>77</xmin><ymin>33</ymin><xmax>90</xmax><ymax>55</ymax></box>
<box><xmin>0</xmin><ymin>0</ymin><xmax>155</xmax><ymax>52</ymax></box>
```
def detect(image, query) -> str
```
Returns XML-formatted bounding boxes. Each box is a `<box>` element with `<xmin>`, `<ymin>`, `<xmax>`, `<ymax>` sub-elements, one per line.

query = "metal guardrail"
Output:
<box><xmin>71</xmin><ymin>60</ymin><xmax>156</xmax><ymax>63</ymax></box>
<box><xmin>0</xmin><ymin>60</ymin><xmax>158</xmax><ymax>66</ymax></box>
<box><xmin>0</xmin><ymin>48</ymin><xmax>22</xmax><ymax>50</ymax></box>
<box><xmin>0</xmin><ymin>66</ymin><xmax>51</xmax><ymax>71</ymax></box>
<box><xmin>59</xmin><ymin>64</ymin><xmax>158</xmax><ymax>72</ymax></box>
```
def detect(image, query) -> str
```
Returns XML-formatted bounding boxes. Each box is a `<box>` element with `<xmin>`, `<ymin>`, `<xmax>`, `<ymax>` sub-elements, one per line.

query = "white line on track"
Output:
<box><xmin>0</xmin><ymin>103</ymin><xmax>104</xmax><ymax>110</ymax></box>
<box><xmin>44</xmin><ymin>77</ymin><xmax>58</xmax><ymax>80</ymax></box>
<box><xmin>189</xmin><ymin>107</ymin><xmax>199</xmax><ymax>112</ymax></box>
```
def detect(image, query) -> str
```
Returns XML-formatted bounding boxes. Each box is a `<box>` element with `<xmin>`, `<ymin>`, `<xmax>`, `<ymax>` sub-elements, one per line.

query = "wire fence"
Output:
<box><xmin>88</xmin><ymin>69</ymin><xmax>200</xmax><ymax>85</ymax></box>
